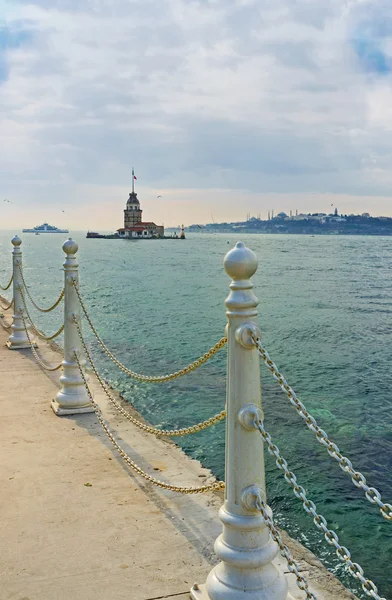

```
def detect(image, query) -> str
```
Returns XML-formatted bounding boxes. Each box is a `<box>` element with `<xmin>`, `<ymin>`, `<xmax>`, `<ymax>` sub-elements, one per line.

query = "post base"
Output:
<box><xmin>190</xmin><ymin>584</ymin><xmax>208</xmax><ymax>600</ymax></box>
<box><xmin>6</xmin><ymin>340</ymin><xmax>37</xmax><ymax>350</ymax></box>
<box><xmin>191</xmin><ymin>584</ymin><xmax>295</xmax><ymax>600</ymax></box>
<box><xmin>51</xmin><ymin>399</ymin><xmax>95</xmax><ymax>416</ymax></box>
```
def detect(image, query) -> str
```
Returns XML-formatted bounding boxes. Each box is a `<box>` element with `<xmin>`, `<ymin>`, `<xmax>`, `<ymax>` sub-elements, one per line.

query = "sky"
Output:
<box><xmin>1</xmin><ymin>0</ymin><xmax>392</xmax><ymax>230</ymax></box>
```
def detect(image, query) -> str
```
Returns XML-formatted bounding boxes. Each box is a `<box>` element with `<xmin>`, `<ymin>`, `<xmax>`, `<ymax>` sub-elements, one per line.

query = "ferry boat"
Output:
<box><xmin>86</xmin><ymin>231</ymin><xmax>104</xmax><ymax>238</ymax></box>
<box><xmin>22</xmin><ymin>223</ymin><xmax>69</xmax><ymax>234</ymax></box>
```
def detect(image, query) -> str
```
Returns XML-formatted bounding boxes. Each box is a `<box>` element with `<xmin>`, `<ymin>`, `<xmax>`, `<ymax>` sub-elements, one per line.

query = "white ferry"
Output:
<box><xmin>22</xmin><ymin>223</ymin><xmax>69</xmax><ymax>234</ymax></box>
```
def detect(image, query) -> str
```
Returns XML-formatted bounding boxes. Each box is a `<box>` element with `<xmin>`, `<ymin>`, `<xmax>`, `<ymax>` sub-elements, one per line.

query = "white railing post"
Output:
<box><xmin>51</xmin><ymin>238</ymin><xmax>94</xmax><ymax>416</ymax></box>
<box><xmin>7</xmin><ymin>235</ymin><xmax>35</xmax><ymax>350</ymax></box>
<box><xmin>191</xmin><ymin>241</ymin><xmax>291</xmax><ymax>600</ymax></box>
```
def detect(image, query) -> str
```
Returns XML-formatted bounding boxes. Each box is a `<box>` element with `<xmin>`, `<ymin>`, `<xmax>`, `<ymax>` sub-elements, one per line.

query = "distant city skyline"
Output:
<box><xmin>0</xmin><ymin>186</ymin><xmax>392</xmax><ymax>231</ymax></box>
<box><xmin>1</xmin><ymin>187</ymin><xmax>392</xmax><ymax>231</ymax></box>
<box><xmin>2</xmin><ymin>0</ymin><xmax>392</xmax><ymax>230</ymax></box>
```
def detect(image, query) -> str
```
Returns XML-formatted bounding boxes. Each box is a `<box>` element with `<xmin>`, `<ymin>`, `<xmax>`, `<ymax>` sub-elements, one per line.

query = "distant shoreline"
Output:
<box><xmin>183</xmin><ymin>214</ymin><xmax>392</xmax><ymax>237</ymax></box>
<box><xmin>165</xmin><ymin>229</ymin><xmax>392</xmax><ymax>236</ymax></box>
<box><xmin>183</xmin><ymin>230</ymin><xmax>392</xmax><ymax>236</ymax></box>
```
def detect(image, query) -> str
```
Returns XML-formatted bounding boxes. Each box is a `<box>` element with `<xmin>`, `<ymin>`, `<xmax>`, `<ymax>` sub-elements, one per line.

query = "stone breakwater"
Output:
<box><xmin>0</xmin><ymin>299</ymin><xmax>357</xmax><ymax>600</ymax></box>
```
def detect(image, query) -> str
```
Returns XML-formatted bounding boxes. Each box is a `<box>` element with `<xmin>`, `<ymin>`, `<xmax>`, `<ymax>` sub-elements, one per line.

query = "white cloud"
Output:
<box><xmin>1</xmin><ymin>0</ymin><xmax>392</xmax><ymax>228</ymax></box>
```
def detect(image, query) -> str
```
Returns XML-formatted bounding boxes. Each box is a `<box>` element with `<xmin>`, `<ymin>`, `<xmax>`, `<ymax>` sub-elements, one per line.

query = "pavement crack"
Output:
<box><xmin>145</xmin><ymin>591</ymin><xmax>189</xmax><ymax>600</ymax></box>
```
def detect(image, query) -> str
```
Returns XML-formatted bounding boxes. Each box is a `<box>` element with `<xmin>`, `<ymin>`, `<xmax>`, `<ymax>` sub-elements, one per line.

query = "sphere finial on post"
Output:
<box><xmin>224</xmin><ymin>241</ymin><xmax>258</xmax><ymax>281</ymax></box>
<box><xmin>11</xmin><ymin>235</ymin><xmax>22</xmax><ymax>248</ymax></box>
<box><xmin>191</xmin><ymin>241</ymin><xmax>291</xmax><ymax>600</ymax></box>
<box><xmin>62</xmin><ymin>238</ymin><xmax>78</xmax><ymax>255</ymax></box>
<box><xmin>51</xmin><ymin>238</ymin><xmax>93</xmax><ymax>416</ymax></box>
<box><xmin>7</xmin><ymin>234</ymin><xmax>35</xmax><ymax>350</ymax></box>
<box><xmin>224</xmin><ymin>241</ymin><xmax>259</xmax><ymax>321</ymax></box>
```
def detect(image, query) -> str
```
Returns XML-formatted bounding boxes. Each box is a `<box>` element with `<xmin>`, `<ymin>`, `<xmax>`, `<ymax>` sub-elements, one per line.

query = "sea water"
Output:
<box><xmin>1</xmin><ymin>231</ymin><xmax>391</xmax><ymax>599</ymax></box>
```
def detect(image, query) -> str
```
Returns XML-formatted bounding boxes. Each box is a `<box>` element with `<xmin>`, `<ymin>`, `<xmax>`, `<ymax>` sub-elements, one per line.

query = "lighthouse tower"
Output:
<box><xmin>124</xmin><ymin>168</ymin><xmax>142</xmax><ymax>228</ymax></box>
<box><xmin>117</xmin><ymin>168</ymin><xmax>165</xmax><ymax>238</ymax></box>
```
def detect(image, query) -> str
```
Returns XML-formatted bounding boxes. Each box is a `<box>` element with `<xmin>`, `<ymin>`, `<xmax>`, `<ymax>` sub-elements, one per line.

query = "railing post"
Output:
<box><xmin>7</xmin><ymin>235</ymin><xmax>35</xmax><ymax>350</ymax></box>
<box><xmin>191</xmin><ymin>241</ymin><xmax>290</xmax><ymax>600</ymax></box>
<box><xmin>51</xmin><ymin>238</ymin><xmax>94</xmax><ymax>416</ymax></box>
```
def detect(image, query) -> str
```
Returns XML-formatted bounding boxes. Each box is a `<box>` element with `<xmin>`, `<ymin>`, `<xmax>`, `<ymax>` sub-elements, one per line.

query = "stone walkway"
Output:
<box><xmin>0</xmin><ymin>310</ymin><xmax>357</xmax><ymax>600</ymax></box>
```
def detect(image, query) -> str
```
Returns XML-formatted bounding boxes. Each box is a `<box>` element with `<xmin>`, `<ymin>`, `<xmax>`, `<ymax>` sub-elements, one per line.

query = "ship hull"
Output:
<box><xmin>22</xmin><ymin>229</ymin><xmax>69</xmax><ymax>233</ymax></box>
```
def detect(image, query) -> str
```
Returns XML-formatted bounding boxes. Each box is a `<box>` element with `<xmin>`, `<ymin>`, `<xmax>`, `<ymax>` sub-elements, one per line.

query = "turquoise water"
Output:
<box><xmin>1</xmin><ymin>231</ymin><xmax>391</xmax><ymax>599</ymax></box>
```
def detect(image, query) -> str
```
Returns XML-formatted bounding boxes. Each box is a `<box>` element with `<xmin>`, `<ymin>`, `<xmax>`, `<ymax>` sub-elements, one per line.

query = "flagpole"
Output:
<box><xmin>132</xmin><ymin>167</ymin><xmax>134</xmax><ymax>194</ymax></box>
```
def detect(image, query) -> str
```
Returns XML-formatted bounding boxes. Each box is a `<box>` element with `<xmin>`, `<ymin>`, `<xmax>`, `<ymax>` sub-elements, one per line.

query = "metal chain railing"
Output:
<box><xmin>74</xmin><ymin>349</ymin><xmax>225</xmax><ymax>494</ymax></box>
<box><xmin>20</xmin><ymin>289</ymin><xmax>64</xmax><ymax>341</ymax></box>
<box><xmin>17</xmin><ymin>264</ymin><xmax>64</xmax><ymax>313</ymax></box>
<box><xmin>74</xmin><ymin>317</ymin><xmax>226</xmax><ymax>437</ymax></box>
<box><xmin>0</xmin><ymin>296</ymin><xmax>13</xmax><ymax>310</ymax></box>
<box><xmin>253</xmin><ymin>337</ymin><xmax>392</xmax><ymax>524</ymax></box>
<box><xmin>0</xmin><ymin>314</ymin><xmax>12</xmax><ymax>329</ymax></box>
<box><xmin>20</xmin><ymin>312</ymin><xmax>63</xmax><ymax>371</ymax></box>
<box><xmin>72</xmin><ymin>279</ymin><xmax>227</xmax><ymax>383</ymax></box>
<box><xmin>255</xmin><ymin>417</ymin><xmax>386</xmax><ymax>600</ymax></box>
<box><xmin>0</xmin><ymin>274</ymin><xmax>13</xmax><ymax>291</ymax></box>
<box><xmin>255</xmin><ymin>496</ymin><xmax>317</xmax><ymax>600</ymax></box>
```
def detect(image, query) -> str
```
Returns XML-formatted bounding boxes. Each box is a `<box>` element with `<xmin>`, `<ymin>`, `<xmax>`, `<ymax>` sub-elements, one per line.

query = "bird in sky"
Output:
<box><xmin>4</xmin><ymin>199</ymin><xmax>11</xmax><ymax>203</ymax></box>
<box><xmin>157</xmin><ymin>195</ymin><xmax>162</xmax><ymax>198</ymax></box>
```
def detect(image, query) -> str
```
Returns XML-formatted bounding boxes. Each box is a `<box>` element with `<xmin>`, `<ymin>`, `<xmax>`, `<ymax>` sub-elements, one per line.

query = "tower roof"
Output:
<box><xmin>127</xmin><ymin>192</ymin><xmax>140</xmax><ymax>204</ymax></box>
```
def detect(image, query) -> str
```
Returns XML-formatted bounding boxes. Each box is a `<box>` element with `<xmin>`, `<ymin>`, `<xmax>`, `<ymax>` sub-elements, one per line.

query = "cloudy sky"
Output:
<box><xmin>1</xmin><ymin>0</ymin><xmax>392</xmax><ymax>230</ymax></box>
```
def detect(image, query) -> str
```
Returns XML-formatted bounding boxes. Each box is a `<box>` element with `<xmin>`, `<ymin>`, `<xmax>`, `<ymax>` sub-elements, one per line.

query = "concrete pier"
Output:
<box><xmin>0</xmin><ymin>303</ymin><xmax>357</xmax><ymax>600</ymax></box>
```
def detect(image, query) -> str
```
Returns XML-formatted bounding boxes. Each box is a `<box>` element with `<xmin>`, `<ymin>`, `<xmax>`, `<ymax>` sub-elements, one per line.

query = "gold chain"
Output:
<box><xmin>256</xmin><ymin>419</ymin><xmax>385</xmax><ymax>600</ymax></box>
<box><xmin>72</xmin><ymin>279</ymin><xmax>227</xmax><ymax>382</ymax></box>
<box><xmin>0</xmin><ymin>296</ymin><xmax>13</xmax><ymax>310</ymax></box>
<box><xmin>0</xmin><ymin>274</ymin><xmax>13</xmax><ymax>291</ymax></box>
<box><xmin>17</xmin><ymin>264</ymin><xmax>64</xmax><ymax>313</ymax></box>
<box><xmin>74</xmin><ymin>318</ymin><xmax>226</xmax><ymax>437</ymax></box>
<box><xmin>20</xmin><ymin>312</ymin><xmax>63</xmax><ymax>371</ymax></box>
<box><xmin>254</xmin><ymin>337</ymin><xmax>392</xmax><ymax>523</ymax></box>
<box><xmin>74</xmin><ymin>350</ymin><xmax>225</xmax><ymax>494</ymax></box>
<box><xmin>20</xmin><ymin>289</ymin><xmax>64</xmax><ymax>341</ymax></box>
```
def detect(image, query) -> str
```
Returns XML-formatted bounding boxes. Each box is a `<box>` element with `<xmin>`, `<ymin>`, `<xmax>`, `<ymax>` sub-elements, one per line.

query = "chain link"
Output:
<box><xmin>20</xmin><ymin>312</ymin><xmax>63</xmax><ymax>371</ymax></box>
<box><xmin>74</xmin><ymin>349</ymin><xmax>225</xmax><ymax>494</ymax></box>
<box><xmin>0</xmin><ymin>314</ymin><xmax>12</xmax><ymax>329</ymax></box>
<box><xmin>72</xmin><ymin>279</ymin><xmax>227</xmax><ymax>383</ymax></box>
<box><xmin>255</xmin><ymin>418</ymin><xmax>386</xmax><ymax>600</ymax></box>
<box><xmin>73</xmin><ymin>317</ymin><xmax>226</xmax><ymax>437</ymax></box>
<box><xmin>253</xmin><ymin>338</ymin><xmax>392</xmax><ymax>523</ymax></box>
<box><xmin>19</xmin><ymin>289</ymin><xmax>64</xmax><ymax>341</ymax></box>
<box><xmin>17</xmin><ymin>264</ymin><xmax>64</xmax><ymax>313</ymax></box>
<box><xmin>1</xmin><ymin>290</ymin><xmax>13</xmax><ymax>329</ymax></box>
<box><xmin>255</xmin><ymin>497</ymin><xmax>317</xmax><ymax>600</ymax></box>
<box><xmin>0</xmin><ymin>274</ymin><xmax>13</xmax><ymax>291</ymax></box>
<box><xmin>0</xmin><ymin>296</ymin><xmax>13</xmax><ymax>310</ymax></box>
